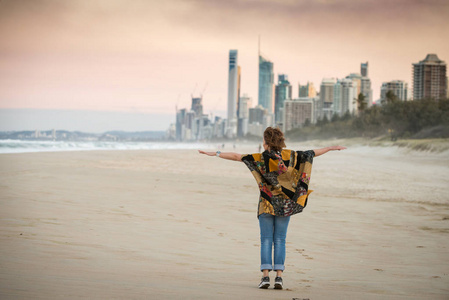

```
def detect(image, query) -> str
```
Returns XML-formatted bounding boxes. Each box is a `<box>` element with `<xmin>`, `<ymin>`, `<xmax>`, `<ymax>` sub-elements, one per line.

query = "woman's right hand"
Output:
<box><xmin>330</xmin><ymin>146</ymin><xmax>347</xmax><ymax>151</ymax></box>
<box><xmin>198</xmin><ymin>150</ymin><xmax>215</xmax><ymax>156</ymax></box>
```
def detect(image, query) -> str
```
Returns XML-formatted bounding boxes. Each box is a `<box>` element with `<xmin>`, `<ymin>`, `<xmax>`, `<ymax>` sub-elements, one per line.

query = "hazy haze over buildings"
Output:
<box><xmin>0</xmin><ymin>0</ymin><xmax>448</xmax><ymax>132</ymax></box>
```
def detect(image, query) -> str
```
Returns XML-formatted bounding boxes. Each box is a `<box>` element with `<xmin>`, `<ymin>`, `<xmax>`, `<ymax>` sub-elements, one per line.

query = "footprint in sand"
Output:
<box><xmin>296</xmin><ymin>248</ymin><xmax>313</xmax><ymax>260</ymax></box>
<box><xmin>374</xmin><ymin>268</ymin><xmax>384</xmax><ymax>272</ymax></box>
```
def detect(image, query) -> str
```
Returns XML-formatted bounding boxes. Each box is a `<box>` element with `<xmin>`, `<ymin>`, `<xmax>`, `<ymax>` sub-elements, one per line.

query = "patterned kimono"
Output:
<box><xmin>241</xmin><ymin>149</ymin><xmax>315</xmax><ymax>218</ymax></box>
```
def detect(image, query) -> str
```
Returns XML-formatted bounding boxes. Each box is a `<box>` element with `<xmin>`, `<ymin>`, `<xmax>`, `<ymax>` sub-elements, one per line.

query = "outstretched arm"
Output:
<box><xmin>313</xmin><ymin>146</ymin><xmax>346</xmax><ymax>157</ymax></box>
<box><xmin>198</xmin><ymin>150</ymin><xmax>242</xmax><ymax>162</ymax></box>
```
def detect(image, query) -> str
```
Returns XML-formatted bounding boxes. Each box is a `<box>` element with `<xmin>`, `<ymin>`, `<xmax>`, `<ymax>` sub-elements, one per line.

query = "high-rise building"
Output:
<box><xmin>346</xmin><ymin>73</ymin><xmax>362</xmax><ymax>96</ymax></box>
<box><xmin>185</xmin><ymin>111</ymin><xmax>195</xmax><ymax>131</ymax></box>
<box><xmin>380</xmin><ymin>80</ymin><xmax>408</xmax><ymax>102</ymax></box>
<box><xmin>249</xmin><ymin>105</ymin><xmax>267</xmax><ymax>125</ymax></box>
<box><xmin>333</xmin><ymin>81</ymin><xmax>342</xmax><ymax>116</ymax></box>
<box><xmin>334</xmin><ymin>78</ymin><xmax>357</xmax><ymax>116</ymax></box>
<box><xmin>192</xmin><ymin>114</ymin><xmax>212</xmax><ymax>140</ymax></box>
<box><xmin>227</xmin><ymin>49</ymin><xmax>240</xmax><ymax>138</ymax></box>
<box><xmin>238</xmin><ymin>94</ymin><xmax>252</xmax><ymax>137</ymax></box>
<box><xmin>361</xmin><ymin>77</ymin><xmax>373</xmax><ymax>107</ymax></box>
<box><xmin>346</xmin><ymin>71</ymin><xmax>372</xmax><ymax>111</ymax></box>
<box><xmin>248</xmin><ymin>103</ymin><xmax>268</xmax><ymax>137</ymax></box>
<box><xmin>361</xmin><ymin>62</ymin><xmax>369</xmax><ymax>77</ymax></box>
<box><xmin>413</xmin><ymin>54</ymin><xmax>447</xmax><ymax>100</ymax></box>
<box><xmin>213</xmin><ymin>116</ymin><xmax>225</xmax><ymax>139</ymax></box>
<box><xmin>320</xmin><ymin>78</ymin><xmax>336</xmax><ymax>104</ymax></box>
<box><xmin>298</xmin><ymin>82</ymin><xmax>317</xmax><ymax>98</ymax></box>
<box><xmin>191</xmin><ymin>97</ymin><xmax>203</xmax><ymax>117</ymax></box>
<box><xmin>359</xmin><ymin>62</ymin><xmax>373</xmax><ymax>107</ymax></box>
<box><xmin>283</xmin><ymin>98</ymin><xmax>315</xmax><ymax>132</ymax></box>
<box><xmin>274</xmin><ymin>74</ymin><xmax>292</xmax><ymax>124</ymax></box>
<box><xmin>176</xmin><ymin>108</ymin><xmax>186</xmax><ymax>141</ymax></box>
<box><xmin>318</xmin><ymin>78</ymin><xmax>336</xmax><ymax>120</ymax></box>
<box><xmin>258</xmin><ymin>54</ymin><xmax>274</xmax><ymax>114</ymax></box>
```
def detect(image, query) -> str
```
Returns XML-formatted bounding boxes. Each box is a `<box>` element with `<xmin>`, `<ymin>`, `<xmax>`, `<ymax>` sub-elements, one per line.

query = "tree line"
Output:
<box><xmin>286</xmin><ymin>92</ymin><xmax>449</xmax><ymax>140</ymax></box>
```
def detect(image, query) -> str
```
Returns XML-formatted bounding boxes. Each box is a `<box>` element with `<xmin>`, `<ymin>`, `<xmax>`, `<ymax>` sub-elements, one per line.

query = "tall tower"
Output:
<box><xmin>380</xmin><ymin>80</ymin><xmax>408</xmax><ymax>102</ymax></box>
<box><xmin>274</xmin><ymin>74</ymin><xmax>292</xmax><ymax>124</ymax></box>
<box><xmin>227</xmin><ymin>50</ymin><xmax>239</xmax><ymax>137</ymax></box>
<box><xmin>361</xmin><ymin>62</ymin><xmax>369</xmax><ymax>77</ymax></box>
<box><xmin>413</xmin><ymin>54</ymin><xmax>447</xmax><ymax>100</ymax></box>
<box><xmin>258</xmin><ymin>38</ymin><xmax>274</xmax><ymax>115</ymax></box>
<box><xmin>191</xmin><ymin>96</ymin><xmax>203</xmax><ymax>117</ymax></box>
<box><xmin>360</xmin><ymin>62</ymin><xmax>373</xmax><ymax>106</ymax></box>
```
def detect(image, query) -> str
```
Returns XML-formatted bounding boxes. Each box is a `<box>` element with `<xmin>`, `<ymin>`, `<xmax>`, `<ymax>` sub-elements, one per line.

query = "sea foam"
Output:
<box><xmin>0</xmin><ymin>139</ymin><xmax>215</xmax><ymax>154</ymax></box>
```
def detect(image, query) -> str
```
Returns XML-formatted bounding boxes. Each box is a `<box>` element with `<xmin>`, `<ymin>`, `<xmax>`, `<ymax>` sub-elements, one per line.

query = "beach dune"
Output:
<box><xmin>0</xmin><ymin>145</ymin><xmax>448</xmax><ymax>299</ymax></box>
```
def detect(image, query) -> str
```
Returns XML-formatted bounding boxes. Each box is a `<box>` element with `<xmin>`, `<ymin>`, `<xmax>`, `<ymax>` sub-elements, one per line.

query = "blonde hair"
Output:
<box><xmin>263</xmin><ymin>127</ymin><xmax>286</xmax><ymax>152</ymax></box>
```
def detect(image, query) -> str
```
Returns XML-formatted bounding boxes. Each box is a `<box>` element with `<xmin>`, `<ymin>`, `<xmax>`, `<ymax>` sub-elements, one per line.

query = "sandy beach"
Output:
<box><xmin>1</xmin><ymin>143</ymin><xmax>448</xmax><ymax>299</ymax></box>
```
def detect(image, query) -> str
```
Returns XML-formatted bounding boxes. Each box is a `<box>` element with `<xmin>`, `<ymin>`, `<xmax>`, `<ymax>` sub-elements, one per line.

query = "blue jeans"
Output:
<box><xmin>258</xmin><ymin>213</ymin><xmax>291</xmax><ymax>272</ymax></box>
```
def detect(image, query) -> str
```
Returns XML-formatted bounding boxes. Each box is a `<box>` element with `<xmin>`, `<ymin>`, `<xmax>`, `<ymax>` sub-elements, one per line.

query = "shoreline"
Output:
<box><xmin>1</xmin><ymin>137</ymin><xmax>449</xmax><ymax>155</ymax></box>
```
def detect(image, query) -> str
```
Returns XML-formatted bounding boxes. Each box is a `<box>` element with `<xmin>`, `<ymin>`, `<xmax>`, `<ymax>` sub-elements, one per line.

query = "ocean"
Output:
<box><xmin>0</xmin><ymin>139</ymin><xmax>216</xmax><ymax>154</ymax></box>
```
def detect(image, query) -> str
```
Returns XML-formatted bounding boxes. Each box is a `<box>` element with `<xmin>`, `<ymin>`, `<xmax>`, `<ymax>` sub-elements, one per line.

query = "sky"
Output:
<box><xmin>0</xmin><ymin>0</ymin><xmax>448</xmax><ymax>132</ymax></box>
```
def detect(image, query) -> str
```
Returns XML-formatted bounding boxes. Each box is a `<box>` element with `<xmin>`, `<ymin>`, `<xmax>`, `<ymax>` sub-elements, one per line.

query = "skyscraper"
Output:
<box><xmin>361</xmin><ymin>77</ymin><xmax>373</xmax><ymax>106</ymax></box>
<box><xmin>360</xmin><ymin>62</ymin><xmax>373</xmax><ymax>106</ymax></box>
<box><xmin>191</xmin><ymin>96</ymin><xmax>203</xmax><ymax>117</ymax></box>
<box><xmin>274</xmin><ymin>74</ymin><xmax>292</xmax><ymax>124</ymax></box>
<box><xmin>320</xmin><ymin>78</ymin><xmax>336</xmax><ymax>104</ymax></box>
<box><xmin>361</xmin><ymin>62</ymin><xmax>369</xmax><ymax>77</ymax></box>
<box><xmin>334</xmin><ymin>78</ymin><xmax>357</xmax><ymax>116</ymax></box>
<box><xmin>175</xmin><ymin>108</ymin><xmax>186</xmax><ymax>141</ymax></box>
<box><xmin>258</xmin><ymin>52</ymin><xmax>274</xmax><ymax>115</ymax></box>
<box><xmin>380</xmin><ymin>80</ymin><xmax>408</xmax><ymax>102</ymax></box>
<box><xmin>238</xmin><ymin>94</ymin><xmax>252</xmax><ymax>137</ymax></box>
<box><xmin>227</xmin><ymin>50</ymin><xmax>240</xmax><ymax>137</ymax></box>
<box><xmin>283</xmin><ymin>98</ymin><xmax>315</xmax><ymax>132</ymax></box>
<box><xmin>413</xmin><ymin>54</ymin><xmax>447</xmax><ymax>100</ymax></box>
<box><xmin>298</xmin><ymin>82</ymin><xmax>317</xmax><ymax>98</ymax></box>
<box><xmin>319</xmin><ymin>78</ymin><xmax>336</xmax><ymax>120</ymax></box>
<box><xmin>346</xmin><ymin>72</ymin><xmax>372</xmax><ymax>111</ymax></box>
<box><xmin>345</xmin><ymin>73</ymin><xmax>362</xmax><ymax>96</ymax></box>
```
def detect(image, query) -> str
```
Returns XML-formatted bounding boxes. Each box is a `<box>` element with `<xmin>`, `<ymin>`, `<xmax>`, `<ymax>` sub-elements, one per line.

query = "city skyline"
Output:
<box><xmin>1</xmin><ymin>0</ymin><xmax>448</xmax><ymax>132</ymax></box>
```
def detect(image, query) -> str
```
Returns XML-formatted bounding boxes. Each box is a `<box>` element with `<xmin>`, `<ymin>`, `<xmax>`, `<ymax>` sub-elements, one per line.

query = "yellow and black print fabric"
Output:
<box><xmin>241</xmin><ymin>149</ymin><xmax>314</xmax><ymax>218</ymax></box>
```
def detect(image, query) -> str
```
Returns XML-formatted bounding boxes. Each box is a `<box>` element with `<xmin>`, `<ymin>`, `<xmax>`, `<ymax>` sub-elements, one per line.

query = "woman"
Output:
<box><xmin>199</xmin><ymin>127</ymin><xmax>346</xmax><ymax>290</ymax></box>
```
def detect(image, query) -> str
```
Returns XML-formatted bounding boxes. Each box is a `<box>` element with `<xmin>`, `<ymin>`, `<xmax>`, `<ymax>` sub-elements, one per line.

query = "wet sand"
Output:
<box><xmin>0</xmin><ymin>144</ymin><xmax>448</xmax><ymax>299</ymax></box>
